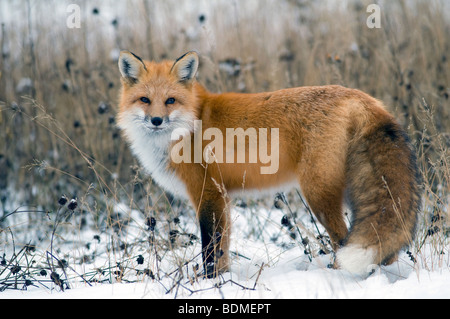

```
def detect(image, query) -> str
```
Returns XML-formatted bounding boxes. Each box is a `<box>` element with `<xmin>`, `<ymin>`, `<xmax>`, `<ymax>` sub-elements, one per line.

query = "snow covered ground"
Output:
<box><xmin>4</xmin><ymin>249</ymin><xmax>450</xmax><ymax>299</ymax></box>
<box><xmin>2</xmin><ymin>201</ymin><xmax>449</xmax><ymax>299</ymax></box>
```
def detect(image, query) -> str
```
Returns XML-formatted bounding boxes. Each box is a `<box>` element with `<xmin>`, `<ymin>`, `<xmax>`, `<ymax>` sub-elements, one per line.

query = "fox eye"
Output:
<box><xmin>140</xmin><ymin>97</ymin><xmax>151</xmax><ymax>104</ymax></box>
<box><xmin>166</xmin><ymin>97</ymin><xmax>176</xmax><ymax>105</ymax></box>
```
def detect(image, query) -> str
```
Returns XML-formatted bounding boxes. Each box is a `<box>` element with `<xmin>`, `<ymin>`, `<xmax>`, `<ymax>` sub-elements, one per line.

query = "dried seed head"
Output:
<box><xmin>58</xmin><ymin>259</ymin><xmax>68</xmax><ymax>268</ymax></box>
<box><xmin>169</xmin><ymin>230</ymin><xmax>179</xmax><ymax>243</ymax></box>
<box><xmin>146</xmin><ymin>217</ymin><xmax>156</xmax><ymax>231</ymax></box>
<box><xmin>274</xmin><ymin>198</ymin><xmax>284</xmax><ymax>209</ymax></box>
<box><xmin>427</xmin><ymin>225</ymin><xmax>440</xmax><ymax>236</ymax></box>
<box><xmin>149</xmin><ymin>270</ymin><xmax>155</xmax><ymax>279</ymax></box>
<box><xmin>281</xmin><ymin>215</ymin><xmax>290</xmax><ymax>227</ymax></box>
<box><xmin>97</xmin><ymin>101</ymin><xmax>109</xmax><ymax>114</ymax></box>
<box><xmin>68</xmin><ymin>198</ymin><xmax>78</xmax><ymax>210</ymax></box>
<box><xmin>274</xmin><ymin>193</ymin><xmax>285</xmax><ymax>209</ymax></box>
<box><xmin>50</xmin><ymin>272</ymin><xmax>61</xmax><ymax>285</ymax></box>
<box><xmin>10</xmin><ymin>265</ymin><xmax>21</xmax><ymax>274</ymax></box>
<box><xmin>58</xmin><ymin>195</ymin><xmax>68</xmax><ymax>206</ymax></box>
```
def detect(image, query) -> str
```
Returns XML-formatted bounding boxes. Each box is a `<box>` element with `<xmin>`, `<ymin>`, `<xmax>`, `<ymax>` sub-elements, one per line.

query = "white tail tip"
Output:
<box><xmin>336</xmin><ymin>245</ymin><xmax>377</xmax><ymax>276</ymax></box>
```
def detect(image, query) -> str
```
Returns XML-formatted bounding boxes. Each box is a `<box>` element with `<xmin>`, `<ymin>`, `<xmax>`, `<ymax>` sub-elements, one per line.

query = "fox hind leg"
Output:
<box><xmin>298</xmin><ymin>173</ymin><xmax>348</xmax><ymax>251</ymax></box>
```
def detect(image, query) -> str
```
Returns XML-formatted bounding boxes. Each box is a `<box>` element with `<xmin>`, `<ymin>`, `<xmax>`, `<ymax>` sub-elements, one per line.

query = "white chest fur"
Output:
<box><xmin>119</xmin><ymin>113</ymin><xmax>189</xmax><ymax>200</ymax></box>
<box><xmin>132</xmin><ymin>135</ymin><xmax>189</xmax><ymax>200</ymax></box>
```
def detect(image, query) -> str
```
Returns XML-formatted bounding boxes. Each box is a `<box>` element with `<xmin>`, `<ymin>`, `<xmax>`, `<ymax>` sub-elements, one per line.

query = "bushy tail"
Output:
<box><xmin>336</xmin><ymin>115</ymin><xmax>421</xmax><ymax>276</ymax></box>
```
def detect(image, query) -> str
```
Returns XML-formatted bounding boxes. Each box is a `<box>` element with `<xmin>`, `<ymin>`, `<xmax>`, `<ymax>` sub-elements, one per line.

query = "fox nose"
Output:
<box><xmin>151</xmin><ymin>117</ymin><xmax>163</xmax><ymax>127</ymax></box>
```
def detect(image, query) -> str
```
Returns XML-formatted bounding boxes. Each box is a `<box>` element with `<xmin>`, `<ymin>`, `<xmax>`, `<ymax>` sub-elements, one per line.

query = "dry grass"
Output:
<box><xmin>0</xmin><ymin>0</ymin><xmax>449</xmax><ymax>292</ymax></box>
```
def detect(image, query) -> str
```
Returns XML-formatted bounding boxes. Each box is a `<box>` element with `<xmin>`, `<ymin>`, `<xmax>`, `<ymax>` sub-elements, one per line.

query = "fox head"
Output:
<box><xmin>117</xmin><ymin>51</ymin><xmax>200</xmax><ymax>138</ymax></box>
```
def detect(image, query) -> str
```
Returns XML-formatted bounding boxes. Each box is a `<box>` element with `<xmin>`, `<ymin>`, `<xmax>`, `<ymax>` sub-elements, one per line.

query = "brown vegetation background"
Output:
<box><xmin>0</xmin><ymin>0</ymin><xmax>448</xmax><ymax>230</ymax></box>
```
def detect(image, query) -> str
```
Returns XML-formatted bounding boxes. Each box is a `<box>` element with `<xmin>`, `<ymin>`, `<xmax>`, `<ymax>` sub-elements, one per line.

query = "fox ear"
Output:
<box><xmin>170</xmin><ymin>51</ymin><xmax>199</xmax><ymax>84</ymax></box>
<box><xmin>118</xmin><ymin>51</ymin><xmax>147</xmax><ymax>84</ymax></box>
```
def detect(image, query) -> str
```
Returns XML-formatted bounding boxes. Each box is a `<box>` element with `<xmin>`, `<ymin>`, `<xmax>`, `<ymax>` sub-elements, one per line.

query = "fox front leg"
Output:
<box><xmin>197</xmin><ymin>198</ymin><xmax>230</xmax><ymax>278</ymax></box>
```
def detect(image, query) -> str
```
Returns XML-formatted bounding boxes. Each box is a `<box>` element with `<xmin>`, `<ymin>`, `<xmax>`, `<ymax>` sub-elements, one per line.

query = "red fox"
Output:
<box><xmin>117</xmin><ymin>51</ymin><xmax>420</xmax><ymax>277</ymax></box>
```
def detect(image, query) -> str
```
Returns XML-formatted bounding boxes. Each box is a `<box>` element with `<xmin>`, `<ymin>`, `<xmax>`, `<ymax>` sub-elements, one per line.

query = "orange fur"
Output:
<box><xmin>117</xmin><ymin>51</ymin><xmax>420</xmax><ymax>277</ymax></box>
